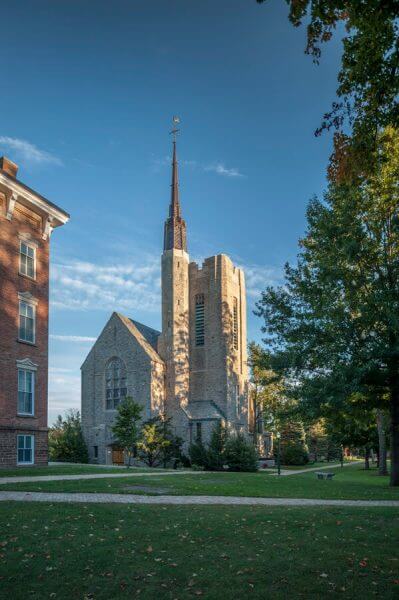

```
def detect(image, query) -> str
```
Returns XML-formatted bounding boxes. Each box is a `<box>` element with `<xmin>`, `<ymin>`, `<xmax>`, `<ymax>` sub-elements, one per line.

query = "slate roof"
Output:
<box><xmin>182</xmin><ymin>401</ymin><xmax>226</xmax><ymax>421</ymax></box>
<box><xmin>129</xmin><ymin>319</ymin><xmax>160</xmax><ymax>351</ymax></box>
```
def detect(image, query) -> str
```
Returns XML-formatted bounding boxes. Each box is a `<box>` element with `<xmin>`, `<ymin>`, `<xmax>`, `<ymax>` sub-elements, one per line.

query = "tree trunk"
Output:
<box><xmin>364</xmin><ymin>446</ymin><xmax>370</xmax><ymax>470</ymax></box>
<box><xmin>376</xmin><ymin>410</ymin><xmax>388</xmax><ymax>476</ymax></box>
<box><xmin>390</xmin><ymin>377</ymin><xmax>399</xmax><ymax>486</ymax></box>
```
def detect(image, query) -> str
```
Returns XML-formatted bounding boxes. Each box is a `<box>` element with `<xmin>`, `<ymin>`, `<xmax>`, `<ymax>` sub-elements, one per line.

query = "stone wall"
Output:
<box><xmin>188</xmin><ymin>254</ymin><xmax>249</xmax><ymax>435</ymax></box>
<box><xmin>81</xmin><ymin>312</ymin><xmax>164</xmax><ymax>464</ymax></box>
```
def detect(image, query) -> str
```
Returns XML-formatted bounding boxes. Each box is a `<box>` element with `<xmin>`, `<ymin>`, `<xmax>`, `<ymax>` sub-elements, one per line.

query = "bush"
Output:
<box><xmin>49</xmin><ymin>410</ymin><xmax>88</xmax><ymax>463</ymax></box>
<box><xmin>279</xmin><ymin>421</ymin><xmax>309</xmax><ymax>466</ymax></box>
<box><xmin>188</xmin><ymin>440</ymin><xmax>209</xmax><ymax>469</ymax></box>
<box><xmin>224</xmin><ymin>434</ymin><xmax>258</xmax><ymax>472</ymax></box>
<box><xmin>281</xmin><ymin>444</ymin><xmax>309</xmax><ymax>466</ymax></box>
<box><xmin>207</xmin><ymin>422</ymin><xmax>227</xmax><ymax>471</ymax></box>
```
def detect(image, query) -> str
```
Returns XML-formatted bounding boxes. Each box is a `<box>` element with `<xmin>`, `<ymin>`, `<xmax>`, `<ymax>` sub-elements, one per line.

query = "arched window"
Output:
<box><xmin>105</xmin><ymin>358</ymin><xmax>127</xmax><ymax>410</ymax></box>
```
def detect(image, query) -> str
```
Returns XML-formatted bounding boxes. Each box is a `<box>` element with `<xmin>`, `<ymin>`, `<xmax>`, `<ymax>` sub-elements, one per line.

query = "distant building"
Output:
<box><xmin>0</xmin><ymin>157</ymin><xmax>69</xmax><ymax>467</ymax></box>
<box><xmin>81</xmin><ymin>139</ymin><xmax>250</xmax><ymax>464</ymax></box>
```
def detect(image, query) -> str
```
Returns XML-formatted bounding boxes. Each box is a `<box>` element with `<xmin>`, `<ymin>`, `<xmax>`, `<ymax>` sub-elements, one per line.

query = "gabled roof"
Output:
<box><xmin>116</xmin><ymin>313</ymin><xmax>163</xmax><ymax>364</ymax></box>
<box><xmin>129</xmin><ymin>319</ymin><xmax>160</xmax><ymax>352</ymax></box>
<box><xmin>182</xmin><ymin>401</ymin><xmax>226</xmax><ymax>421</ymax></box>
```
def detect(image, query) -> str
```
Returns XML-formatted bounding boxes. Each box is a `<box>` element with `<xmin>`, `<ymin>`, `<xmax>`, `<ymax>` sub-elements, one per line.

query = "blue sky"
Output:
<box><xmin>1</xmin><ymin>0</ymin><xmax>342</xmax><ymax>424</ymax></box>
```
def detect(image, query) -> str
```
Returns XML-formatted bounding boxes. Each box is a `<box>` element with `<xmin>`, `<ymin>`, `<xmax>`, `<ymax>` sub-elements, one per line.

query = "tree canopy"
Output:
<box><xmin>257</xmin><ymin>1</ymin><xmax>399</xmax><ymax>174</ymax></box>
<box><xmin>255</xmin><ymin>126</ymin><xmax>399</xmax><ymax>485</ymax></box>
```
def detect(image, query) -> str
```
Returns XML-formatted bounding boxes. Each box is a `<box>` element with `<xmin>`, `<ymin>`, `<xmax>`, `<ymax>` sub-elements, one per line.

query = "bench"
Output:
<box><xmin>315</xmin><ymin>472</ymin><xmax>335</xmax><ymax>480</ymax></box>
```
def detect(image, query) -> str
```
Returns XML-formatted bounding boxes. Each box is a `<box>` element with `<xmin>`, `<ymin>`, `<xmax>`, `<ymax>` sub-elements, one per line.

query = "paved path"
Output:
<box><xmin>0</xmin><ymin>490</ymin><xmax>398</xmax><ymax>507</ymax></box>
<box><xmin>272</xmin><ymin>462</ymin><xmax>360</xmax><ymax>476</ymax></box>
<box><xmin>0</xmin><ymin>471</ymin><xmax>199</xmax><ymax>485</ymax></box>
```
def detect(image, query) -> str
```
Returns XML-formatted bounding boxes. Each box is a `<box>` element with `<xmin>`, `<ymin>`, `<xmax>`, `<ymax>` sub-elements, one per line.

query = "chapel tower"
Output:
<box><xmin>158</xmin><ymin>137</ymin><xmax>190</xmax><ymax>438</ymax></box>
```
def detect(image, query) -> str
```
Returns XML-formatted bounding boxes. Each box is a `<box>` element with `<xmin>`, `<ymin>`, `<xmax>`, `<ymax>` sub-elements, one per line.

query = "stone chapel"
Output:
<box><xmin>81</xmin><ymin>137</ymin><xmax>250</xmax><ymax>464</ymax></box>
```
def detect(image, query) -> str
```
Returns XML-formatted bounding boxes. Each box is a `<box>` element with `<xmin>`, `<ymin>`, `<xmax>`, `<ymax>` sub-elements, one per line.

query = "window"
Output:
<box><xmin>94</xmin><ymin>446</ymin><xmax>98</xmax><ymax>459</ymax></box>
<box><xmin>233</xmin><ymin>297</ymin><xmax>239</xmax><ymax>350</ymax></box>
<box><xmin>17</xmin><ymin>435</ymin><xmax>34</xmax><ymax>464</ymax></box>
<box><xmin>19</xmin><ymin>242</ymin><xmax>35</xmax><ymax>279</ymax></box>
<box><xmin>19</xmin><ymin>301</ymin><xmax>35</xmax><ymax>343</ymax></box>
<box><xmin>18</xmin><ymin>369</ymin><xmax>34</xmax><ymax>415</ymax></box>
<box><xmin>195</xmin><ymin>294</ymin><xmax>205</xmax><ymax>346</ymax></box>
<box><xmin>105</xmin><ymin>358</ymin><xmax>127</xmax><ymax>409</ymax></box>
<box><xmin>196</xmin><ymin>422</ymin><xmax>202</xmax><ymax>442</ymax></box>
<box><xmin>235</xmin><ymin>384</ymin><xmax>240</xmax><ymax>417</ymax></box>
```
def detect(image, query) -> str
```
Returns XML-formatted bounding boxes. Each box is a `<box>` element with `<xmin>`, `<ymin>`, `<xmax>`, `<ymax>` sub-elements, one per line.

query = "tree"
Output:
<box><xmin>224</xmin><ymin>434</ymin><xmax>258</xmax><ymax>472</ymax></box>
<box><xmin>207</xmin><ymin>422</ymin><xmax>227</xmax><ymax>471</ymax></box>
<box><xmin>280</xmin><ymin>420</ymin><xmax>309</xmax><ymax>466</ymax></box>
<box><xmin>256</xmin><ymin>127</ymin><xmax>399</xmax><ymax>485</ymax></box>
<box><xmin>248</xmin><ymin>342</ymin><xmax>288</xmax><ymax>445</ymax></box>
<box><xmin>256</xmin><ymin>0</ymin><xmax>399</xmax><ymax>176</ymax></box>
<box><xmin>376</xmin><ymin>409</ymin><xmax>389</xmax><ymax>476</ymax></box>
<box><xmin>49</xmin><ymin>410</ymin><xmax>88</xmax><ymax>463</ymax></box>
<box><xmin>111</xmin><ymin>397</ymin><xmax>142</xmax><ymax>467</ymax></box>
<box><xmin>137</xmin><ymin>417</ymin><xmax>171</xmax><ymax>468</ymax></box>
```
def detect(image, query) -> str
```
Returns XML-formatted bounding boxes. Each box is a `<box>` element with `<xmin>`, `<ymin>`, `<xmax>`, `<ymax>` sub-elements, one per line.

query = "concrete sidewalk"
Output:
<box><xmin>271</xmin><ymin>462</ymin><xmax>361</xmax><ymax>476</ymax></box>
<box><xmin>0</xmin><ymin>490</ymin><xmax>398</xmax><ymax>507</ymax></box>
<box><xmin>0</xmin><ymin>470</ymin><xmax>198</xmax><ymax>485</ymax></box>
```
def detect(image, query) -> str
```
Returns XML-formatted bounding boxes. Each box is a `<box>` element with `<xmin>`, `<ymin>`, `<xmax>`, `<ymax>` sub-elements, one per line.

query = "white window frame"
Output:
<box><xmin>19</xmin><ymin>240</ymin><xmax>36</xmax><ymax>279</ymax></box>
<box><xmin>18</xmin><ymin>299</ymin><xmax>36</xmax><ymax>344</ymax></box>
<box><xmin>17</xmin><ymin>368</ymin><xmax>35</xmax><ymax>416</ymax></box>
<box><xmin>17</xmin><ymin>434</ymin><xmax>34</xmax><ymax>465</ymax></box>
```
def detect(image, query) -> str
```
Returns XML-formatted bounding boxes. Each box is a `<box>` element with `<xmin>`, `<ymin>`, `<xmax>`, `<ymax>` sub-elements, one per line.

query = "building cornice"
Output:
<box><xmin>0</xmin><ymin>171</ymin><xmax>69</xmax><ymax>238</ymax></box>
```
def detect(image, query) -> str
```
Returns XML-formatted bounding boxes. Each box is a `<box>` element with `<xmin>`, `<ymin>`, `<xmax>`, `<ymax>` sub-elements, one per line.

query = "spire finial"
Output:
<box><xmin>163</xmin><ymin>116</ymin><xmax>187</xmax><ymax>252</ymax></box>
<box><xmin>170</xmin><ymin>115</ymin><xmax>180</xmax><ymax>142</ymax></box>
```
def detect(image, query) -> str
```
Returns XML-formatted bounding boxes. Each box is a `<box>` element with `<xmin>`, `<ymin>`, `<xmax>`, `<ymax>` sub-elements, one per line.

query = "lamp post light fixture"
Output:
<box><xmin>276</xmin><ymin>432</ymin><xmax>281</xmax><ymax>476</ymax></box>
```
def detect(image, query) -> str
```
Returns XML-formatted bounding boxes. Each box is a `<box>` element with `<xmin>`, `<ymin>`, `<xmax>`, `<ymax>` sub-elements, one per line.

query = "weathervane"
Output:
<box><xmin>170</xmin><ymin>115</ymin><xmax>180</xmax><ymax>142</ymax></box>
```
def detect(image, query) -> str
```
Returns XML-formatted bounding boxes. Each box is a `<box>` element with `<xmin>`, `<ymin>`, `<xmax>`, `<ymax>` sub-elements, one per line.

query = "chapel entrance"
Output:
<box><xmin>111</xmin><ymin>446</ymin><xmax>125</xmax><ymax>465</ymax></box>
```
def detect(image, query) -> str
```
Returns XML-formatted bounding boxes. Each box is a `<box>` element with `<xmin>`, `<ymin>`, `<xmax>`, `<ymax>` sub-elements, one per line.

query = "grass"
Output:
<box><xmin>0</xmin><ymin>502</ymin><xmax>398</xmax><ymax>599</ymax></box>
<box><xmin>2</xmin><ymin>465</ymin><xmax>398</xmax><ymax>501</ymax></box>
<box><xmin>0</xmin><ymin>464</ymin><xmax>172</xmax><ymax>478</ymax></box>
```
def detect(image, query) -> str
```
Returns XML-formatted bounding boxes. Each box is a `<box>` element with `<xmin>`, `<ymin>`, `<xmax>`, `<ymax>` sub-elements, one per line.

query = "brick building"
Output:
<box><xmin>81</xmin><ymin>139</ymin><xmax>251</xmax><ymax>464</ymax></box>
<box><xmin>0</xmin><ymin>157</ymin><xmax>69</xmax><ymax>467</ymax></box>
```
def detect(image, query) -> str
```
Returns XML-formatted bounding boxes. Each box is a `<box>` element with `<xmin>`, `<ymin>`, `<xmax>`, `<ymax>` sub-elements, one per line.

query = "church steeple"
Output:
<box><xmin>163</xmin><ymin>123</ymin><xmax>187</xmax><ymax>252</ymax></box>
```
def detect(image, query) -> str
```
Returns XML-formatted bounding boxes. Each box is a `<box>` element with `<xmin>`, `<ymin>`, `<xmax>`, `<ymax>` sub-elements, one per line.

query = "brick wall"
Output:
<box><xmin>0</xmin><ymin>191</ymin><xmax>50</xmax><ymax>467</ymax></box>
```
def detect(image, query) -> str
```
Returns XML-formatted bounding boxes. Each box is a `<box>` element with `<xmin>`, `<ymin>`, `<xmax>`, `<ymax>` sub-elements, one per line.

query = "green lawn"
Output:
<box><xmin>2</xmin><ymin>465</ymin><xmax>398</xmax><ymax>501</ymax></box>
<box><xmin>0</xmin><ymin>464</ymin><xmax>172</xmax><ymax>478</ymax></box>
<box><xmin>0</xmin><ymin>502</ymin><xmax>398</xmax><ymax>599</ymax></box>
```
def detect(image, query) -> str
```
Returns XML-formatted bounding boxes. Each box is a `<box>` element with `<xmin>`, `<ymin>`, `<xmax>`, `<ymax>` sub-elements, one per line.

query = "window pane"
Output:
<box><xmin>28</xmin><ymin>371</ymin><xmax>33</xmax><ymax>392</ymax></box>
<box><xmin>18</xmin><ymin>436</ymin><xmax>25</xmax><ymax>449</ymax></box>
<box><xmin>18</xmin><ymin>449</ymin><xmax>24</xmax><ymax>462</ymax></box>
<box><xmin>18</xmin><ymin>369</ymin><xmax>25</xmax><ymax>392</ymax></box>
<box><xmin>25</xmin><ymin>436</ymin><xmax>32</xmax><ymax>449</ymax></box>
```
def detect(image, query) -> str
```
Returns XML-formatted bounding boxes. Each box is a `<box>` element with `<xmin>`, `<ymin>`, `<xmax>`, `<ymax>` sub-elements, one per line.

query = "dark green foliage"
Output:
<box><xmin>257</xmin><ymin>0</ymin><xmax>399</xmax><ymax>175</ymax></box>
<box><xmin>188</xmin><ymin>440</ymin><xmax>209</xmax><ymax>470</ymax></box>
<box><xmin>255</xmin><ymin>128</ymin><xmax>399</xmax><ymax>485</ymax></box>
<box><xmin>137</xmin><ymin>414</ymin><xmax>183</xmax><ymax>468</ymax></box>
<box><xmin>280</xmin><ymin>421</ymin><xmax>309</xmax><ymax>466</ymax></box>
<box><xmin>224</xmin><ymin>434</ymin><xmax>258</xmax><ymax>472</ymax></box>
<box><xmin>206</xmin><ymin>422</ymin><xmax>227</xmax><ymax>471</ymax></box>
<box><xmin>49</xmin><ymin>410</ymin><xmax>88</xmax><ymax>463</ymax></box>
<box><xmin>111</xmin><ymin>397</ymin><xmax>143</xmax><ymax>467</ymax></box>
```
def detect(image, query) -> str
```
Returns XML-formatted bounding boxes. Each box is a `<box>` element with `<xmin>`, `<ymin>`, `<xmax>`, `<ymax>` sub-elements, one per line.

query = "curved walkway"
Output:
<box><xmin>0</xmin><ymin>471</ymin><xmax>198</xmax><ymax>485</ymax></box>
<box><xmin>0</xmin><ymin>490</ymin><xmax>398</xmax><ymax>507</ymax></box>
<box><xmin>272</xmin><ymin>462</ymin><xmax>360</xmax><ymax>476</ymax></box>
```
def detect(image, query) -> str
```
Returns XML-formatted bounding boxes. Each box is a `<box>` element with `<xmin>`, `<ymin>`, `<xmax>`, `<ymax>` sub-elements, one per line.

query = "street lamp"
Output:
<box><xmin>276</xmin><ymin>432</ymin><xmax>281</xmax><ymax>476</ymax></box>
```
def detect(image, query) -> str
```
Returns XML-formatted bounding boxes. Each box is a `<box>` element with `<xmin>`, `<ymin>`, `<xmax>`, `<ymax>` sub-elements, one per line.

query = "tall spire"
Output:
<box><xmin>164</xmin><ymin>118</ymin><xmax>187</xmax><ymax>252</ymax></box>
<box><xmin>170</xmin><ymin>140</ymin><xmax>180</xmax><ymax>218</ymax></box>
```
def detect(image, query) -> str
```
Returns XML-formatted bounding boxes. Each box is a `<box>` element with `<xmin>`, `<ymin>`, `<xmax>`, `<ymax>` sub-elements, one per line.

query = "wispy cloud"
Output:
<box><xmin>50</xmin><ymin>335</ymin><xmax>97</xmax><ymax>343</ymax></box>
<box><xmin>151</xmin><ymin>155</ymin><xmax>244</xmax><ymax>178</ymax></box>
<box><xmin>205</xmin><ymin>163</ymin><xmax>244</xmax><ymax>178</ymax></box>
<box><xmin>238</xmin><ymin>262</ymin><xmax>283</xmax><ymax>299</ymax></box>
<box><xmin>50</xmin><ymin>254</ymin><xmax>161</xmax><ymax>313</ymax></box>
<box><xmin>0</xmin><ymin>136</ymin><xmax>62</xmax><ymax>167</ymax></box>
